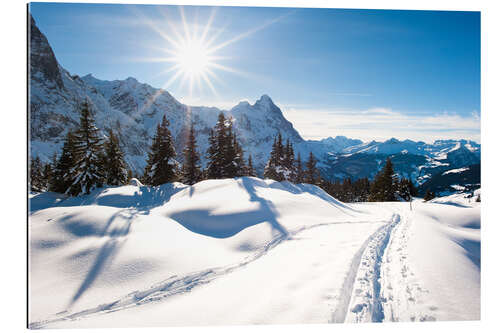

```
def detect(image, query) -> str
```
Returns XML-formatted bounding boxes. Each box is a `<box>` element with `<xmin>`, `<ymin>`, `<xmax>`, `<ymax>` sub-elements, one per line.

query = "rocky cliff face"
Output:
<box><xmin>29</xmin><ymin>15</ymin><xmax>63</xmax><ymax>89</ymax></box>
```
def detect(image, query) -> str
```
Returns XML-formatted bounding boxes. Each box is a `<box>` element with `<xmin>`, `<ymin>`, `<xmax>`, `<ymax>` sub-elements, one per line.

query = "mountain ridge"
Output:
<box><xmin>29</xmin><ymin>14</ymin><xmax>480</xmax><ymax>188</ymax></box>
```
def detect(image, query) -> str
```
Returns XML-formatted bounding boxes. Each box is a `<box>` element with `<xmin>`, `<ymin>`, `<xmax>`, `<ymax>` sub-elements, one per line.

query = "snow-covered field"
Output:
<box><xmin>28</xmin><ymin>178</ymin><xmax>480</xmax><ymax>328</ymax></box>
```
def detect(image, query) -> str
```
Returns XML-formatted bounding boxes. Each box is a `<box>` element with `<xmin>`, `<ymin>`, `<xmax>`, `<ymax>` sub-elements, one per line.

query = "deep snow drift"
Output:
<box><xmin>28</xmin><ymin>178</ymin><xmax>480</xmax><ymax>328</ymax></box>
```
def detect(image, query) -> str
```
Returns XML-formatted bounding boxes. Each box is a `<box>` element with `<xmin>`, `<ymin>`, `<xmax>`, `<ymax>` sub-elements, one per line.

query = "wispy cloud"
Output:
<box><xmin>283</xmin><ymin>106</ymin><xmax>481</xmax><ymax>143</ymax></box>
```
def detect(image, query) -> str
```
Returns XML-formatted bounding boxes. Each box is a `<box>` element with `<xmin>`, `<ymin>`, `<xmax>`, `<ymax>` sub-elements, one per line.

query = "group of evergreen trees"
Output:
<box><xmin>205</xmin><ymin>113</ymin><xmax>250</xmax><ymax>179</ymax></box>
<box><xmin>29</xmin><ymin>155</ymin><xmax>53</xmax><ymax>192</ymax></box>
<box><xmin>30</xmin><ymin>102</ymin><xmax>129</xmax><ymax>196</ymax></box>
<box><xmin>367</xmin><ymin>158</ymin><xmax>417</xmax><ymax>202</ymax></box>
<box><xmin>29</xmin><ymin>104</ymin><xmax>418</xmax><ymax>203</ymax></box>
<box><xmin>321</xmin><ymin>177</ymin><xmax>371</xmax><ymax>202</ymax></box>
<box><xmin>319</xmin><ymin>158</ymin><xmax>417</xmax><ymax>203</ymax></box>
<box><xmin>141</xmin><ymin>112</ymin><xmax>256</xmax><ymax>187</ymax></box>
<box><xmin>263</xmin><ymin>133</ymin><xmax>320</xmax><ymax>184</ymax></box>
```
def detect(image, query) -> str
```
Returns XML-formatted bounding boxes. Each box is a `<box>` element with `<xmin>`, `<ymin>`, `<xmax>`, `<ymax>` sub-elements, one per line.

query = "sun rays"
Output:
<box><xmin>143</xmin><ymin>6</ymin><xmax>231</xmax><ymax>98</ymax></box>
<box><xmin>129</xmin><ymin>6</ymin><xmax>293</xmax><ymax>100</ymax></box>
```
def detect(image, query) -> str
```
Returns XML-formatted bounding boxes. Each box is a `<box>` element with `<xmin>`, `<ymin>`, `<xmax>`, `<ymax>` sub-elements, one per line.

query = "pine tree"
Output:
<box><xmin>423</xmin><ymin>189</ymin><xmax>436</xmax><ymax>202</ymax></box>
<box><xmin>205</xmin><ymin>128</ymin><xmax>220</xmax><ymax>179</ymax></box>
<box><xmin>51</xmin><ymin>131</ymin><xmax>77</xmax><ymax>193</ymax></box>
<box><xmin>231</xmin><ymin>133</ymin><xmax>246</xmax><ymax>177</ymax></box>
<box><xmin>305</xmin><ymin>151</ymin><xmax>320</xmax><ymax>185</ymax></box>
<box><xmin>103</xmin><ymin>129</ymin><xmax>128</xmax><ymax>186</ymax></box>
<box><xmin>263</xmin><ymin>136</ymin><xmax>280</xmax><ymax>181</ymax></box>
<box><xmin>144</xmin><ymin>114</ymin><xmax>177</xmax><ymax>185</ymax></box>
<box><xmin>29</xmin><ymin>156</ymin><xmax>44</xmax><ymax>192</ymax></box>
<box><xmin>264</xmin><ymin>133</ymin><xmax>297</xmax><ymax>182</ymax></box>
<box><xmin>275</xmin><ymin>132</ymin><xmax>284</xmax><ymax>165</ymax></box>
<box><xmin>181</xmin><ymin>123</ymin><xmax>202</xmax><ymax>185</ymax></box>
<box><xmin>206</xmin><ymin>113</ymin><xmax>226</xmax><ymax>179</ymax></box>
<box><xmin>67</xmin><ymin>102</ymin><xmax>106</xmax><ymax>196</ymax></box>
<box><xmin>354</xmin><ymin>177</ymin><xmax>371</xmax><ymax>202</ymax></box>
<box><xmin>245</xmin><ymin>154</ymin><xmax>256</xmax><ymax>177</ymax></box>
<box><xmin>369</xmin><ymin>157</ymin><xmax>396</xmax><ymax>202</ymax></box>
<box><xmin>295</xmin><ymin>152</ymin><xmax>304</xmax><ymax>183</ymax></box>
<box><xmin>283</xmin><ymin>139</ymin><xmax>296</xmax><ymax>180</ymax></box>
<box><xmin>205</xmin><ymin>113</ymin><xmax>245</xmax><ymax>179</ymax></box>
<box><xmin>41</xmin><ymin>161</ymin><xmax>53</xmax><ymax>191</ymax></box>
<box><xmin>342</xmin><ymin>178</ymin><xmax>354</xmax><ymax>202</ymax></box>
<box><xmin>223</xmin><ymin>120</ymin><xmax>243</xmax><ymax>178</ymax></box>
<box><xmin>397</xmin><ymin>178</ymin><xmax>416</xmax><ymax>201</ymax></box>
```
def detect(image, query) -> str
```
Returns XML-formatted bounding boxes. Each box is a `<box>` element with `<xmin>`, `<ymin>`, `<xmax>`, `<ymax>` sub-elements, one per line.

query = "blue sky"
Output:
<box><xmin>30</xmin><ymin>3</ymin><xmax>480</xmax><ymax>143</ymax></box>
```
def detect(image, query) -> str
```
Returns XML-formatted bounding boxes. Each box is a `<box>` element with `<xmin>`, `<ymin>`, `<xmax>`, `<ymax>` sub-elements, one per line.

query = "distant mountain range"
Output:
<box><xmin>29</xmin><ymin>14</ymin><xmax>480</xmax><ymax>194</ymax></box>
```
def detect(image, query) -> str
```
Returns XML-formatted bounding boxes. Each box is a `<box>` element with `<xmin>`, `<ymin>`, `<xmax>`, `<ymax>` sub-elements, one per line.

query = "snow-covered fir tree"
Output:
<box><xmin>304</xmin><ymin>151</ymin><xmax>321</xmax><ymax>185</ymax></box>
<box><xmin>29</xmin><ymin>156</ymin><xmax>44</xmax><ymax>192</ymax></box>
<box><xmin>41</xmin><ymin>160</ymin><xmax>53</xmax><ymax>191</ymax></box>
<box><xmin>245</xmin><ymin>154</ymin><xmax>256</xmax><ymax>177</ymax></box>
<box><xmin>66</xmin><ymin>102</ymin><xmax>106</xmax><ymax>196</ymax></box>
<box><xmin>50</xmin><ymin>131</ymin><xmax>77</xmax><ymax>193</ymax></box>
<box><xmin>320</xmin><ymin>177</ymin><xmax>371</xmax><ymax>203</ymax></box>
<box><xmin>227</xmin><ymin>121</ymin><xmax>246</xmax><ymax>178</ymax></box>
<box><xmin>396</xmin><ymin>177</ymin><xmax>417</xmax><ymax>201</ymax></box>
<box><xmin>263</xmin><ymin>136</ymin><xmax>280</xmax><ymax>180</ymax></box>
<box><xmin>181</xmin><ymin>123</ymin><xmax>202</xmax><ymax>185</ymax></box>
<box><xmin>263</xmin><ymin>133</ymin><xmax>296</xmax><ymax>182</ymax></box>
<box><xmin>205</xmin><ymin>113</ymin><xmax>245</xmax><ymax>179</ymax></box>
<box><xmin>369</xmin><ymin>157</ymin><xmax>396</xmax><ymax>202</ymax></box>
<box><xmin>283</xmin><ymin>139</ymin><xmax>295</xmax><ymax>172</ymax></box>
<box><xmin>223</xmin><ymin>120</ymin><xmax>239</xmax><ymax>178</ymax></box>
<box><xmin>144</xmin><ymin>114</ymin><xmax>177</xmax><ymax>186</ymax></box>
<box><xmin>103</xmin><ymin>129</ymin><xmax>128</xmax><ymax>186</ymax></box>
<box><xmin>205</xmin><ymin>113</ymin><xmax>226</xmax><ymax>179</ymax></box>
<box><xmin>295</xmin><ymin>152</ymin><xmax>304</xmax><ymax>183</ymax></box>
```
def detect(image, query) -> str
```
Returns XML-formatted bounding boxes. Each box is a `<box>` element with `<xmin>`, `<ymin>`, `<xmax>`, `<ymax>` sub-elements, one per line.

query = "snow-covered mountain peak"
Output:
<box><xmin>234</xmin><ymin>100</ymin><xmax>251</xmax><ymax>109</ymax></box>
<box><xmin>253</xmin><ymin>94</ymin><xmax>281</xmax><ymax>113</ymax></box>
<box><xmin>318</xmin><ymin>136</ymin><xmax>363</xmax><ymax>151</ymax></box>
<box><xmin>385</xmin><ymin>138</ymin><xmax>402</xmax><ymax>144</ymax></box>
<box><xmin>255</xmin><ymin>94</ymin><xmax>273</xmax><ymax>105</ymax></box>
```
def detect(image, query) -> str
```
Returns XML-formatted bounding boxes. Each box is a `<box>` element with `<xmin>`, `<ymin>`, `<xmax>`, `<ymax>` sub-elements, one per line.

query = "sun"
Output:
<box><xmin>173</xmin><ymin>39</ymin><xmax>211</xmax><ymax>79</ymax></box>
<box><xmin>135</xmin><ymin>6</ymin><xmax>291</xmax><ymax>98</ymax></box>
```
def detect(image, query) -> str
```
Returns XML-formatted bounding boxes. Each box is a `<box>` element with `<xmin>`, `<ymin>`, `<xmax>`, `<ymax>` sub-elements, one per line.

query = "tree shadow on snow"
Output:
<box><xmin>68</xmin><ymin>209</ymin><xmax>137</xmax><ymax>307</ymax></box>
<box><xmin>169</xmin><ymin>178</ymin><xmax>288</xmax><ymax>239</ymax></box>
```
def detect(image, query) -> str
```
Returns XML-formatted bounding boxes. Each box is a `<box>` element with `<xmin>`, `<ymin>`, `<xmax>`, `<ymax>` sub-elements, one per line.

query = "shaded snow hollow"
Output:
<box><xmin>28</xmin><ymin>178</ymin><xmax>480</xmax><ymax>328</ymax></box>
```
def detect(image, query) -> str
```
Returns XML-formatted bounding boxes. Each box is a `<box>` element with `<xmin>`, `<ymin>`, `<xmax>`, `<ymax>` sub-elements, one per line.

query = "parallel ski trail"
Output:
<box><xmin>341</xmin><ymin>212</ymin><xmax>402</xmax><ymax>323</ymax></box>
<box><xmin>379</xmin><ymin>207</ymin><xmax>438</xmax><ymax>322</ymax></box>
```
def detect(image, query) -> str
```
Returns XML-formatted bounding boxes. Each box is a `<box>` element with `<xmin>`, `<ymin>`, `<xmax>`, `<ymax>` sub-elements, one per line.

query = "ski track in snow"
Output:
<box><xmin>379</xmin><ymin>208</ymin><xmax>438</xmax><ymax>322</ymax></box>
<box><xmin>340</xmin><ymin>206</ymin><xmax>438</xmax><ymax>323</ymax></box>
<box><xmin>29</xmin><ymin>218</ymin><xmax>383</xmax><ymax>329</ymax></box>
<box><xmin>335</xmin><ymin>211</ymin><xmax>401</xmax><ymax>323</ymax></box>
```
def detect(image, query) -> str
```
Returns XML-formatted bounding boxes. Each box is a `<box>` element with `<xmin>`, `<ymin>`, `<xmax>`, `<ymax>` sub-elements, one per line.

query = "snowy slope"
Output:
<box><xmin>346</xmin><ymin>199</ymin><xmax>480</xmax><ymax>323</ymax></box>
<box><xmin>28</xmin><ymin>179</ymin><xmax>480</xmax><ymax>328</ymax></box>
<box><xmin>379</xmin><ymin>199</ymin><xmax>480</xmax><ymax>321</ymax></box>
